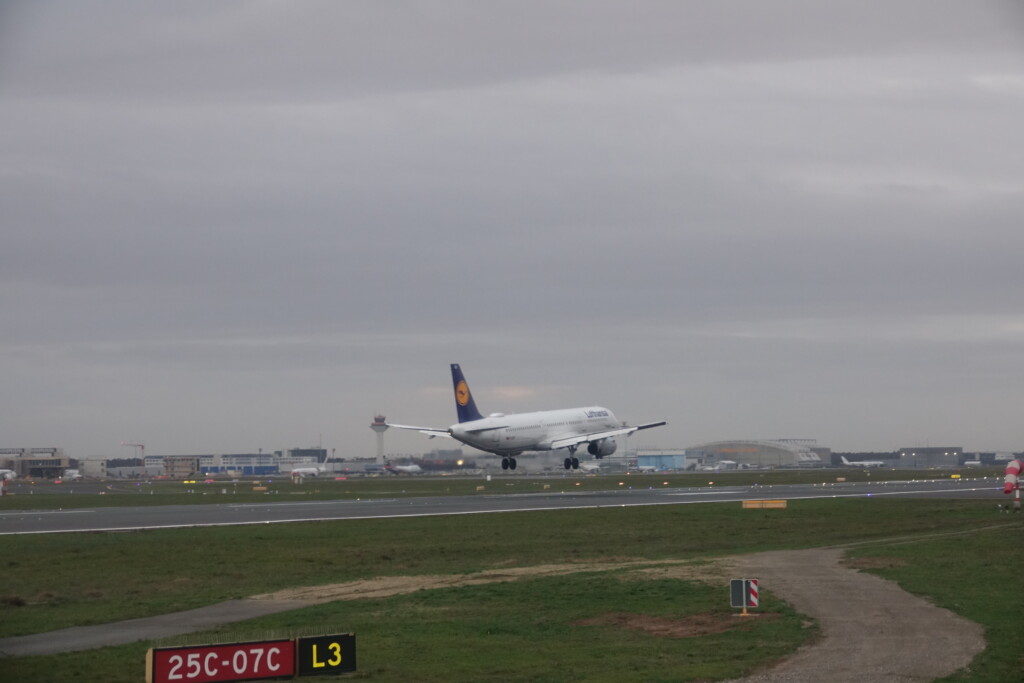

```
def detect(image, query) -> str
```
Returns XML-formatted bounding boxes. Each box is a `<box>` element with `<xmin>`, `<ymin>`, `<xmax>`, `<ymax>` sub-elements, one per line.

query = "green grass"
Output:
<box><xmin>4</xmin><ymin>574</ymin><xmax>812</xmax><ymax>683</ymax></box>
<box><xmin>1</xmin><ymin>495</ymin><xmax>1017</xmax><ymax>681</ymax></box>
<box><xmin>1</xmin><ymin>498</ymin><xmax>995</xmax><ymax>638</ymax></box>
<box><xmin>234</xmin><ymin>573</ymin><xmax>811</xmax><ymax>682</ymax></box>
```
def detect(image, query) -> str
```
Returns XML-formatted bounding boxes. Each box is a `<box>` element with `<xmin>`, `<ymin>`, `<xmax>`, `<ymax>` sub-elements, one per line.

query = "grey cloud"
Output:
<box><xmin>2</xmin><ymin>1</ymin><xmax>1023</xmax><ymax>455</ymax></box>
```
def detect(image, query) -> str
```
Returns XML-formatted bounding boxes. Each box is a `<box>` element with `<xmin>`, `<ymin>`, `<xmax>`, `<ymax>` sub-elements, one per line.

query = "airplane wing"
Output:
<box><xmin>549</xmin><ymin>420</ymin><xmax>666</xmax><ymax>451</ymax></box>
<box><xmin>386</xmin><ymin>423</ymin><xmax>453</xmax><ymax>439</ymax></box>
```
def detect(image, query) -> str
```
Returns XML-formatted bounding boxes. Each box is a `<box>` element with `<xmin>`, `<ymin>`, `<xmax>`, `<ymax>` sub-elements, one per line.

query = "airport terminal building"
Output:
<box><xmin>0</xmin><ymin>447</ymin><xmax>71</xmax><ymax>478</ymax></box>
<box><xmin>141</xmin><ymin>450</ymin><xmax>324</xmax><ymax>478</ymax></box>
<box><xmin>686</xmin><ymin>439</ymin><xmax>829</xmax><ymax>469</ymax></box>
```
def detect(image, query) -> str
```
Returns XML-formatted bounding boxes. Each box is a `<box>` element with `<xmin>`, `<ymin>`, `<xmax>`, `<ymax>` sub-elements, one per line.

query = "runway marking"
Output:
<box><xmin>0</xmin><ymin>509</ymin><xmax>95</xmax><ymax>517</ymax></box>
<box><xmin>226</xmin><ymin>499</ymin><xmax>397</xmax><ymax>509</ymax></box>
<box><xmin>667</xmin><ymin>490</ymin><xmax>745</xmax><ymax>497</ymax></box>
<box><xmin>0</xmin><ymin>485</ymin><xmax>1000</xmax><ymax>535</ymax></box>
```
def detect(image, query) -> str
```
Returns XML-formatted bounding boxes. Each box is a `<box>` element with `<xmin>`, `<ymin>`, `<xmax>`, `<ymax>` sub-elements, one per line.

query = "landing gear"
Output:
<box><xmin>501</xmin><ymin>457</ymin><xmax>517</xmax><ymax>471</ymax></box>
<box><xmin>563</xmin><ymin>445</ymin><xmax>580</xmax><ymax>470</ymax></box>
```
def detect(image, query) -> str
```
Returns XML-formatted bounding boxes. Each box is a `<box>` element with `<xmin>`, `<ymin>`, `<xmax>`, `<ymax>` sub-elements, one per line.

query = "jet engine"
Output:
<box><xmin>587</xmin><ymin>438</ymin><xmax>617</xmax><ymax>458</ymax></box>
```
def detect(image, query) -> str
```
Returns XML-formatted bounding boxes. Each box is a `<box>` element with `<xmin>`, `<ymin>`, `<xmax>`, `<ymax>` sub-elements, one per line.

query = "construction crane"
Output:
<box><xmin>120</xmin><ymin>442</ymin><xmax>145</xmax><ymax>459</ymax></box>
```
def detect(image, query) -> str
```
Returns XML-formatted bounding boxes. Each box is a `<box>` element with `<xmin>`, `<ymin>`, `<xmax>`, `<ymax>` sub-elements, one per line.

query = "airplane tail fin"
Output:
<box><xmin>841</xmin><ymin>456</ymin><xmax>851</xmax><ymax>465</ymax></box>
<box><xmin>451</xmin><ymin>364</ymin><xmax>484</xmax><ymax>423</ymax></box>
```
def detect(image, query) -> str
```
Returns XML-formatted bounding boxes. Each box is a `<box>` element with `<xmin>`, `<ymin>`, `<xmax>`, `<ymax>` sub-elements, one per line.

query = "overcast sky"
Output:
<box><xmin>3</xmin><ymin>1</ymin><xmax>1024</xmax><ymax>459</ymax></box>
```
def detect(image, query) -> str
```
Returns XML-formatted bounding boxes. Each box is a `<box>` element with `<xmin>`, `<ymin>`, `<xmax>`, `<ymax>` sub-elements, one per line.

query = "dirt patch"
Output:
<box><xmin>620</xmin><ymin>557</ymin><xmax>740</xmax><ymax>584</ymax></box>
<box><xmin>840</xmin><ymin>556</ymin><xmax>908</xmax><ymax>570</ymax></box>
<box><xmin>251</xmin><ymin>558</ymin><xmax>736</xmax><ymax>604</ymax></box>
<box><xmin>573</xmin><ymin>611</ymin><xmax>779</xmax><ymax>638</ymax></box>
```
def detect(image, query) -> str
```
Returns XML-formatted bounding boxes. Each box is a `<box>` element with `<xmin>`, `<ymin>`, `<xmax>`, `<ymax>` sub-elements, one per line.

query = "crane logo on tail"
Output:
<box><xmin>455</xmin><ymin>380</ymin><xmax>471</xmax><ymax>407</ymax></box>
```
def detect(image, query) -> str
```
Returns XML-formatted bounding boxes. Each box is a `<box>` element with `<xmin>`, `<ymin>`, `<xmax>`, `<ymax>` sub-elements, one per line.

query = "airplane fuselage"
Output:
<box><xmin>291</xmin><ymin>468</ymin><xmax>322</xmax><ymax>477</ymax></box>
<box><xmin>841</xmin><ymin>457</ymin><xmax>886</xmax><ymax>468</ymax></box>
<box><xmin>386</xmin><ymin>464</ymin><xmax>423</xmax><ymax>474</ymax></box>
<box><xmin>449</xmin><ymin>406</ymin><xmax>619</xmax><ymax>456</ymax></box>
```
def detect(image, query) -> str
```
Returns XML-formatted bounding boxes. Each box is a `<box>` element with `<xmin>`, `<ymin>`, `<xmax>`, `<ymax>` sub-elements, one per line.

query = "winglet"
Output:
<box><xmin>451</xmin><ymin>364</ymin><xmax>484</xmax><ymax>423</ymax></box>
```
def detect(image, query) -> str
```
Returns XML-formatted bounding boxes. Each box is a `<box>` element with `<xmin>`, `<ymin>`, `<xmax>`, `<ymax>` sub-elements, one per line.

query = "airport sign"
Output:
<box><xmin>147</xmin><ymin>634</ymin><xmax>357</xmax><ymax>682</ymax></box>
<box><xmin>147</xmin><ymin>639</ymin><xmax>295</xmax><ymax>683</ymax></box>
<box><xmin>295</xmin><ymin>634</ymin><xmax>357</xmax><ymax>676</ymax></box>
<box><xmin>730</xmin><ymin>578</ymin><xmax>759</xmax><ymax>616</ymax></box>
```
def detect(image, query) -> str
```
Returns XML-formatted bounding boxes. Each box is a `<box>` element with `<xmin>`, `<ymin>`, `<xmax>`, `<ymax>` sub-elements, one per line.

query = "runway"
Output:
<box><xmin>0</xmin><ymin>477</ymin><xmax>1000</xmax><ymax>535</ymax></box>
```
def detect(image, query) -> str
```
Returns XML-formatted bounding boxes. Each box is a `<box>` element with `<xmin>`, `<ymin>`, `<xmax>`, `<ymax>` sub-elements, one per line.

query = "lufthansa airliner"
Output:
<box><xmin>388</xmin><ymin>364</ymin><xmax>666</xmax><ymax>471</ymax></box>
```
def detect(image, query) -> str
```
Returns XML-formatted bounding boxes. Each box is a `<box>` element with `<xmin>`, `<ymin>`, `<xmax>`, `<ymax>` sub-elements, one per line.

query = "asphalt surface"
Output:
<box><xmin>0</xmin><ymin>600</ymin><xmax>311</xmax><ymax>657</ymax></box>
<box><xmin>0</xmin><ymin>478</ymin><xmax>999</xmax><ymax>535</ymax></box>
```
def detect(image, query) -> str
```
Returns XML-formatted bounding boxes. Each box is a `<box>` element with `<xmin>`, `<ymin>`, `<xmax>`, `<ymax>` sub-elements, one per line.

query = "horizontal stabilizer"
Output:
<box><xmin>463</xmin><ymin>424</ymin><xmax>509</xmax><ymax>434</ymax></box>
<box><xmin>386</xmin><ymin>423</ymin><xmax>453</xmax><ymax>438</ymax></box>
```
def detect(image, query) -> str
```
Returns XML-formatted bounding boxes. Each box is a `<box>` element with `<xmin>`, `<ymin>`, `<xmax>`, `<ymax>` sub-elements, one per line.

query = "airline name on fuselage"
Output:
<box><xmin>585</xmin><ymin>409</ymin><xmax>610</xmax><ymax>418</ymax></box>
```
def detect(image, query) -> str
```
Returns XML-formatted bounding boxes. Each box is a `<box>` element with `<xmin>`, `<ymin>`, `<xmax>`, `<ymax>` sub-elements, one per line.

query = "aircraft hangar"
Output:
<box><xmin>686</xmin><ymin>439</ymin><xmax>829</xmax><ymax>469</ymax></box>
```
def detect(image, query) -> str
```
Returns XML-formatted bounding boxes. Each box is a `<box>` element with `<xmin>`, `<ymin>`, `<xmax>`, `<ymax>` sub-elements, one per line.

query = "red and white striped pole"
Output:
<box><xmin>747</xmin><ymin>579</ymin><xmax>759</xmax><ymax>608</ymax></box>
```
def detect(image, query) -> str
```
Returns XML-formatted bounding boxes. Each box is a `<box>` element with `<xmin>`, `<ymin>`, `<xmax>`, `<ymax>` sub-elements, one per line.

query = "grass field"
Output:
<box><xmin>3</xmin><ymin>490</ymin><xmax>1020</xmax><ymax>682</ymax></box>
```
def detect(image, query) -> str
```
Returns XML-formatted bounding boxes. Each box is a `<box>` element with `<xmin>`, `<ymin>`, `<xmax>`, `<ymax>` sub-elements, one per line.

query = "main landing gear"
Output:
<box><xmin>563</xmin><ymin>445</ymin><xmax>579</xmax><ymax>470</ymax></box>
<box><xmin>501</xmin><ymin>457</ymin><xmax>517</xmax><ymax>470</ymax></box>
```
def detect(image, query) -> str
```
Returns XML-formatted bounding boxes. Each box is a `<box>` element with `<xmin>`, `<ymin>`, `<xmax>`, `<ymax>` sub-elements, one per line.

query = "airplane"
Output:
<box><xmin>388</xmin><ymin>364</ymin><xmax>666</xmax><ymax>471</ymax></box>
<box><xmin>385</xmin><ymin>461</ymin><xmax>423</xmax><ymax>475</ymax></box>
<box><xmin>0</xmin><ymin>469</ymin><xmax>15</xmax><ymax>481</ymax></box>
<box><xmin>290</xmin><ymin>466</ymin><xmax>326</xmax><ymax>478</ymax></box>
<box><xmin>841</xmin><ymin>456</ymin><xmax>887</xmax><ymax>468</ymax></box>
<box><xmin>699</xmin><ymin>460</ymin><xmax>737</xmax><ymax>472</ymax></box>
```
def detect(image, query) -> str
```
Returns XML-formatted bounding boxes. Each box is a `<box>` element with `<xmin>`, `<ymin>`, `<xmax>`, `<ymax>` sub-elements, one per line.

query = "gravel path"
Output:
<box><xmin>725</xmin><ymin>547</ymin><xmax>985</xmax><ymax>682</ymax></box>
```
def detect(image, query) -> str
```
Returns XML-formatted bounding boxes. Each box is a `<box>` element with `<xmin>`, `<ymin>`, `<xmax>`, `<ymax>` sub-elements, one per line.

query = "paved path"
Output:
<box><xmin>726</xmin><ymin>548</ymin><xmax>985</xmax><ymax>682</ymax></box>
<box><xmin>0</xmin><ymin>600</ymin><xmax>310</xmax><ymax>657</ymax></box>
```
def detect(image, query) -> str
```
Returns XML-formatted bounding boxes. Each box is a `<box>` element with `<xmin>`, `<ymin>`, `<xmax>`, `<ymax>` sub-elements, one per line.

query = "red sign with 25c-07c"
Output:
<box><xmin>147</xmin><ymin>639</ymin><xmax>295</xmax><ymax>683</ymax></box>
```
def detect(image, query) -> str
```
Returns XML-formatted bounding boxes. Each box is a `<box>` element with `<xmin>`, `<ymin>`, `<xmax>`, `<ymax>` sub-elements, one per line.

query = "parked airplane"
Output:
<box><xmin>290</xmin><ymin>466</ymin><xmax>326</xmax><ymax>478</ymax></box>
<box><xmin>0</xmin><ymin>469</ymin><xmax>15</xmax><ymax>481</ymax></box>
<box><xmin>841</xmin><ymin>456</ymin><xmax>887</xmax><ymax>468</ymax></box>
<box><xmin>388</xmin><ymin>364</ymin><xmax>666</xmax><ymax>471</ymax></box>
<box><xmin>385</xmin><ymin>461</ymin><xmax>424</xmax><ymax>475</ymax></box>
<box><xmin>700</xmin><ymin>460</ymin><xmax>737</xmax><ymax>472</ymax></box>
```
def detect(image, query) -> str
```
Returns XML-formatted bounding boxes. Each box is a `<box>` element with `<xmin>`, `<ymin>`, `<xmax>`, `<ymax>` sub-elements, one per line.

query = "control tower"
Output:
<box><xmin>370</xmin><ymin>415</ymin><xmax>389</xmax><ymax>464</ymax></box>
